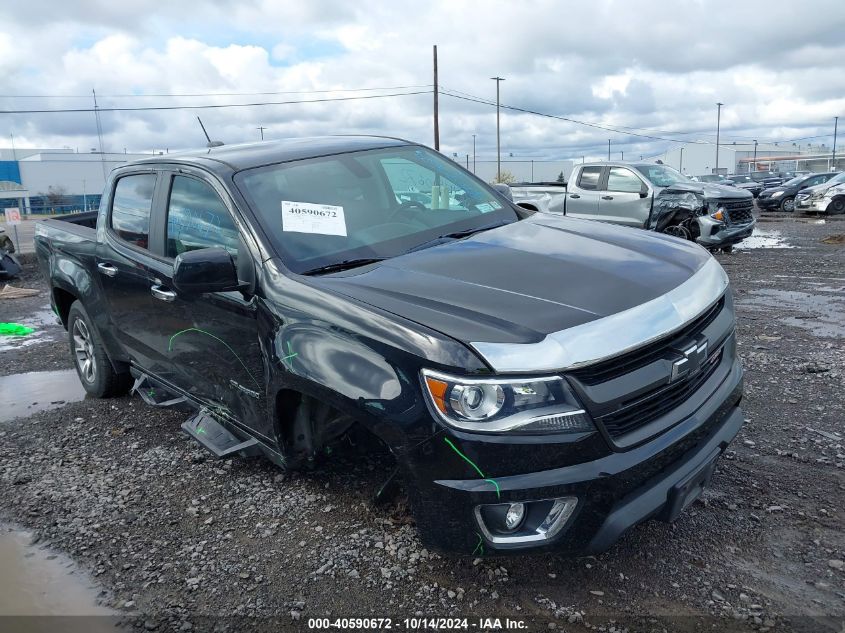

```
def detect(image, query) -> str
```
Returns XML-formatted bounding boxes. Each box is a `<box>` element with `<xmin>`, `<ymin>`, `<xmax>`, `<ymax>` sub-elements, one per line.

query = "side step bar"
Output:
<box><xmin>181</xmin><ymin>409</ymin><xmax>261</xmax><ymax>458</ymax></box>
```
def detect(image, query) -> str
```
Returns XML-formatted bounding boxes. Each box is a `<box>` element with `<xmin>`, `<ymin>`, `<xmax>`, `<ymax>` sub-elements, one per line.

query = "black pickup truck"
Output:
<box><xmin>35</xmin><ymin>137</ymin><xmax>744</xmax><ymax>555</ymax></box>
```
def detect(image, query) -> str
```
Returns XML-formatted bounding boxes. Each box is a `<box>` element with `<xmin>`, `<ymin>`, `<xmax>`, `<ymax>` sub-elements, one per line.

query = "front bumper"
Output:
<box><xmin>406</xmin><ymin>357</ymin><xmax>744</xmax><ymax>555</ymax></box>
<box><xmin>756</xmin><ymin>195</ymin><xmax>784</xmax><ymax>210</ymax></box>
<box><xmin>795</xmin><ymin>196</ymin><xmax>826</xmax><ymax>212</ymax></box>
<box><xmin>695</xmin><ymin>216</ymin><xmax>755</xmax><ymax>248</ymax></box>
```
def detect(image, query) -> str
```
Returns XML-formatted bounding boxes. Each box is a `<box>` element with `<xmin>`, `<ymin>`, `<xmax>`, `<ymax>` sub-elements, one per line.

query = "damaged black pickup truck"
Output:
<box><xmin>35</xmin><ymin>137</ymin><xmax>744</xmax><ymax>555</ymax></box>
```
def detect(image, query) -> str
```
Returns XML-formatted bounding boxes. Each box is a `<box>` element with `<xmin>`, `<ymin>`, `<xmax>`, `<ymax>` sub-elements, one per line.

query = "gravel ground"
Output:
<box><xmin>0</xmin><ymin>216</ymin><xmax>844</xmax><ymax>633</ymax></box>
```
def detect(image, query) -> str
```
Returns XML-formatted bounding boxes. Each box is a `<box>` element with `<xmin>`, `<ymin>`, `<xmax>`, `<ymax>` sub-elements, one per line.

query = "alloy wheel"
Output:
<box><xmin>72</xmin><ymin>319</ymin><xmax>97</xmax><ymax>383</ymax></box>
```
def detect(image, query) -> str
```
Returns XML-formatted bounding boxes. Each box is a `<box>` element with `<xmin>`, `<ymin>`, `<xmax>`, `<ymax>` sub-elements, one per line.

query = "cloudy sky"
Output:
<box><xmin>1</xmin><ymin>0</ymin><xmax>844</xmax><ymax>163</ymax></box>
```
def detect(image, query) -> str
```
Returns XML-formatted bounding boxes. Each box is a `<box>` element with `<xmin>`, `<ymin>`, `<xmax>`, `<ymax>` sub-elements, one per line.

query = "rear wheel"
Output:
<box><xmin>780</xmin><ymin>196</ymin><xmax>795</xmax><ymax>212</ymax></box>
<box><xmin>828</xmin><ymin>197</ymin><xmax>845</xmax><ymax>215</ymax></box>
<box><xmin>68</xmin><ymin>301</ymin><xmax>131</xmax><ymax>398</ymax></box>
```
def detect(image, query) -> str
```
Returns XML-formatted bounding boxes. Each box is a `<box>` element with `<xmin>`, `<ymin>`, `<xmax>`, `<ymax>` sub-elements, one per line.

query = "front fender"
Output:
<box><xmin>269</xmin><ymin>321</ymin><xmax>429</xmax><ymax>453</ymax></box>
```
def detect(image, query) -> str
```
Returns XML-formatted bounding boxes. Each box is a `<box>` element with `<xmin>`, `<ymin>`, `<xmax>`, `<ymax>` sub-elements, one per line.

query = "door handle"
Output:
<box><xmin>601</xmin><ymin>195</ymin><xmax>614</xmax><ymax>200</ymax></box>
<box><xmin>151</xmin><ymin>285</ymin><xmax>177</xmax><ymax>303</ymax></box>
<box><xmin>97</xmin><ymin>262</ymin><xmax>118</xmax><ymax>277</ymax></box>
<box><xmin>569</xmin><ymin>194</ymin><xmax>580</xmax><ymax>199</ymax></box>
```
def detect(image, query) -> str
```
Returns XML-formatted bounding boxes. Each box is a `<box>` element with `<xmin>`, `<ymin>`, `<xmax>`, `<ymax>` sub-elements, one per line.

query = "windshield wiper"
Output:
<box><xmin>301</xmin><ymin>257</ymin><xmax>388</xmax><ymax>276</ymax></box>
<box><xmin>408</xmin><ymin>221</ymin><xmax>509</xmax><ymax>254</ymax></box>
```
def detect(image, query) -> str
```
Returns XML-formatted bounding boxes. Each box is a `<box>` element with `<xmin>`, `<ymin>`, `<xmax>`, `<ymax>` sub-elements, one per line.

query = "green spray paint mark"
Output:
<box><xmin>168</xmin><ymin>328</ymin><xmax>261</xmax><ymax>388</ymax></box>
<box><xmin>281</xmin><ymin>341</ymin><xmax>298</xmax><ymax>369</ymax></box>
<box><xmin>472</xmin><ymin>533</ymin><xmax>485</xmax><ymax>556</ymax></box>
<box><xmin>443</xmin><ymin>437</ymin><xmax>500</xmax><ymax>499</ymax></box>
<box><xmin>196</xmin><ymin>427</ymin><xmax>207</xmax><ymax>435</ymax></box>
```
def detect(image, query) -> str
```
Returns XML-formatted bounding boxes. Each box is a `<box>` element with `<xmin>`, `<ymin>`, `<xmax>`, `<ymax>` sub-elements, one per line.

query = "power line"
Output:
<box><xmin>440</xmin><ymin>89</ymin><xmax>712</xmax><ymax>145</ymax></box>
<box><xmin>441</xmin><ymin>85</ymin><xmax>839</xmax><ymax>147</ymax></box>
<box><xmin>0</xmin><ymin>90</ymin><xmax>432</xmax><ymax>114</ymax></box>
<box><xmin>0</xmin><ymin>84</ymin><xmax>434</xmax><ymax>99</ymax></box>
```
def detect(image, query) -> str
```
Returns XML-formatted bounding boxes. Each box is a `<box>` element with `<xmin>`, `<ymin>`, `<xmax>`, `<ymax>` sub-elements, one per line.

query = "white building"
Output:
<box><xmin>659</xmin><ymin>141</ymin><xmax>837</xmax><ymax>177</ymax></box>
<box><xmin>0</xmin><ymin>147</ymin><xmax>166</xmax><ymax>214</ymax></box>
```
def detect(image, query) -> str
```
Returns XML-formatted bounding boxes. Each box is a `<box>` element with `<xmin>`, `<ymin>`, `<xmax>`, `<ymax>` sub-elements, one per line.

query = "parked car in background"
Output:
<box><xmin>794</xmin><ymin>171</ymin><xmax>845</xmax><ymax>214</ymax></box>
<box><xmin>695</xmin><ymin>174</ymin><xmax>736</xmax><ymax>186</ymax></box>
<box><xmin>33</xmin><ymin>137</ymin><xmax>745</xmax><ymax>555</ymax></box>
<box><xmin>778</xmin><ymin>170</ymin><xmax>810</xmax><ymax>180</ymax></box>
<box><xmin>748</xmin><ymin>171</ymin><xmax>784</xmax><ymax>188</ymax></box>
<box><xmin>757</xmin><ymin>172</ymin><xmax>840</xmax><ymax>212</ymax></box>
<box><xmin>725</xmin><ymin>174</ymin><xmax>763</xmax><ymax>197</ymax></box>
<box><xmin>510</xmin><ymin>162</ymin><xmax>754</xmax><ymax>251</ymax></box>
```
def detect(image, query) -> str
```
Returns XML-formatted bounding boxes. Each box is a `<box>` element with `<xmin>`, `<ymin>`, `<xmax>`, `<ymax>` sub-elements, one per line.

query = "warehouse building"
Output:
<box><xmin>0</xmin><ymin>147</ymin><xmax>159</xmax><ymax>215</ymax></box>
<box><xmin>658</xmin><ymin>141</ymin><xmax>839</xmax><ymax>177</ymax></box>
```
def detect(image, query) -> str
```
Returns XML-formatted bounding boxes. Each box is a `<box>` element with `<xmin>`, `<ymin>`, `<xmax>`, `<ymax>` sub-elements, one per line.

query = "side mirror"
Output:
<box><xmin>173</xmin><ymin>247</ymin><xmax>240</xmax><ymax>295</ymax></box>
<box><xmin>639</xmin><ymin>183</ymin><xmax>649</xmax><ymax>198</ymax></box>
<box><xmin>491</xmin><ymin>183</ymin><xmax>513</xmax><ymax>202</ymax></box>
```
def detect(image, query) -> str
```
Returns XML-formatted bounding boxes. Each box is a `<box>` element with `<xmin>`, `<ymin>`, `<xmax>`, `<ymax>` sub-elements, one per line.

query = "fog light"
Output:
<box><xmin>504</xmin><ymin>503</ymin><xmax>525</xmax><ymax>531</ymax></box>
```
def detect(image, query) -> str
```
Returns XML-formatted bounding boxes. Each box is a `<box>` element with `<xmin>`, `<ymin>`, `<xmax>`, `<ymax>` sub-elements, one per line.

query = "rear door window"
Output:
<box><xmin>110</xmin><ymin>174</ymin><xmax>157</xmax><ymax>249</ymax></box>
<box><xmin>577</xmin><ymin>166</ymin><xmax>603</xmax><ymax>190</ymax></box>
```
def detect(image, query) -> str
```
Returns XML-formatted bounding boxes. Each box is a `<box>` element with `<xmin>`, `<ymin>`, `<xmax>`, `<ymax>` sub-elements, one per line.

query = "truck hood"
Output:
<box><xmin>312</xmin><ymin>214</ymin><xmax>713</xmax><ymax>349</ymax></box>
<box><xmin>800</xmin><ymin>181</ymin><xmax>842</xmax><ymax>196</ymax></box>
<box><xmin>657</xmin><ymin>182</ymin><xmax>751</xmax><ymax>200</ymax></box>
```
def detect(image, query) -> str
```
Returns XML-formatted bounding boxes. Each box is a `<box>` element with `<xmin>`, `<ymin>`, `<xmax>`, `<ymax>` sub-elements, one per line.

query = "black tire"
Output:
<box><xmin>780</xmin><ymin>196</ymin><xmax>795</xmax><ymax>213</ymax></box>
<box><xmin>828</xmin><ymin>197</ymin><xmax>845</xmax><ymax>215</ymax></box>
<box><xmin>721</xmin><ymin>244</ymin><xmax>734</xmax><ymax>253</ymax></box>
<box><xmin>67</xmin><ymin>301</ymin><xmax>131</xmax><ymax>398</ymax></box>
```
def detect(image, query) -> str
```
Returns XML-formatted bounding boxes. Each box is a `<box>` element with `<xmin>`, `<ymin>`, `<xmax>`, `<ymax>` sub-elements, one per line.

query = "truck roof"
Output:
<box><xmin>130</xmin><ymin>135</ymin><xmax>411</xmax><ymax>173</ymax></box>
<box><xmin>579</xmin><ymin>161</ymin><xmax>663</xmax><ymax>169</ymax></box>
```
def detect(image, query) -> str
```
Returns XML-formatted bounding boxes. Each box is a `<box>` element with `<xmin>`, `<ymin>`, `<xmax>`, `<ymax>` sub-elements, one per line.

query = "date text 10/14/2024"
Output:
<box><xmin>307</xmin><ymin>618</ymin><xmax>528</xmax><ymax>630</ymax></box>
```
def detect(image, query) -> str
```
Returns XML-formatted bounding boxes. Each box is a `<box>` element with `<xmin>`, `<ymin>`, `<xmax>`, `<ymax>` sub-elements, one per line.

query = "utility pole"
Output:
<box><xmin>257</xmin><ymin>126</ymin><xmax>266</xmax><ymax>140</ymax></box>
<box><xmin>680</xmin><ymin>146</ymin><xmax>684</xmax><ymax>173</ymax></box>
<box><xmin>93</xmin><ymin>89</ymin><xmax>108</xmax><ymax>181</ymax></box>
<box><xmin>82</xmin><ymin>179</ymin><xmax>86</xmax><ymax>211</ymax></box>
<box><xmin>621</xmin><ymin>151</ymin><xmax>624</xmax><ymax>161</ymax></box>
<box><xmin>472</xmin><ymin>134</ymin><xmax>476</xmax><ymax>173</ymax></box>
<box><xmin>715</xmin><ymin>102</ymin><xmax>724</xmax><ymax>174</ymax></box>
<box><xmin>833</xmin><ymin>116</ymin><xmax>839</xmax><ymax>167</ymax></box>
<box><xmin>433</xmin><ymin>46</ymin><xmax>440</xmax><ymax>151</ymax></box>
<box><xmin>607</xmin><ymin>139</ymin><xmax>611</xmax><ymax>161</ymax></box>
<box><xmin>752</xmin><ymin>139</ymin><xmax>757</xmax><ymax>173</ymax></box>
<box><xmin>491</xmin><ymin>76</ymin><xmax>504</xmax><ymax>181</ymax></box>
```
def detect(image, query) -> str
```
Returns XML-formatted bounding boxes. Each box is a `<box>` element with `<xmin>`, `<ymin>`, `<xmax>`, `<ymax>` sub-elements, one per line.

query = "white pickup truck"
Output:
<box><xmin>509</xmin><ymin>161</ymin><xmax>755</xmax><ymax>251</ymax></box>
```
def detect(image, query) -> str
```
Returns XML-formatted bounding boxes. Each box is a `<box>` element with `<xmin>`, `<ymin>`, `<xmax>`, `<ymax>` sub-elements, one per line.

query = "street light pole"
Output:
<box><xmin>472</xmin><ymin>134</ymin><xmax>476</xmax><ymax>173</ymax></box>
<box><xmin>679</xmin><ymin>147</ymin><xmax>684</xmax><ymax>173</ymax></box>
<box><xmin>752</xmin><ymin>139</ymin><xmax>757</xmax><ymax>173</ymax></box>
<box><xmin>833</xmin><ymin>116</ymin><xmax>839</xmax><ymax>167</ymax></box>
<box><xmin>491</xmin><ymin>77</ymin><xmax>505</xmax><ymax>181</ymax></box>
<box><xmin>715</xmin><ymin>102</ymin><xmax>724</xmax><ymax>174</ymax></box>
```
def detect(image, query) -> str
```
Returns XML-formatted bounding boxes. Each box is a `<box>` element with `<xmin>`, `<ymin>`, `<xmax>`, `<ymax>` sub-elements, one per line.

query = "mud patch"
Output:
<box><xmin>738</xmin><ymin>288</ymin><xmax>845</xmax><ymax>338</ymax></box>
<box><xmin>0</xmin><ymin>370</ymin><xmax>87</xmax><ymax>422</ymax></box>
<box><xmin>0</xmin><ymin>306</ymin><xmax>63</xmax><ymax>353</ymax></box>
<box><xmin>0</xmin><ymin>523</ymin><xmax>115</xmax><ymax>621</ymax></box>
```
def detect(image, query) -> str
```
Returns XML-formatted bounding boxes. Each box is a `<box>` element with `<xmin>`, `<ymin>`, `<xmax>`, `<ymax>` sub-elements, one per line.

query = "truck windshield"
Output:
<box><xmin>634</xmin><ymin>165</ymin><xmax>689</xmax><ymax>187</ymax></box>
<box><xmin>235</xmin><ymin>145</ymin><xmax>517</xmax><ymax>274</ymax></box>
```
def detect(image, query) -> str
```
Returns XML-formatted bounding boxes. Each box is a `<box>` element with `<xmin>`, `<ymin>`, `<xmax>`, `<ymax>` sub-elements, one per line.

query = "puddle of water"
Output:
<box><xmin>738</xmin><ymin>289</ymin><xmax>845</xmax><ymax>338</ymax></box>
<box><xmin>0</xmin><ymin>370</ymin><xmax>87</xmax><ymax>422</ymax></box>
<box><xmin>0</xmin><ymin>524</ymin><xmax>115</xmax><ymax>621</ymax></box>
<box><xmin>735</xmin><ymin>228</ymin><xmax>794</xmax><ymax>250</ymax></box>
<box><xmin>0</xmin><ymin>306</ymin><xmax>63</xmax><ymax>353</ymax></box>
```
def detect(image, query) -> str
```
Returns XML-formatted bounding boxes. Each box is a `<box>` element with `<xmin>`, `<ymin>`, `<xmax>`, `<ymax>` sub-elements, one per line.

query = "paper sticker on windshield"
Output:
<box><xmin>282</xmin><ymin>201</ymin><xmax>347</xmax><ymax>236</ymax></box>
<box><xmin>476</xmin><ymin>202</ymin><xmax>494</xmax><ymax>212</ymax></box>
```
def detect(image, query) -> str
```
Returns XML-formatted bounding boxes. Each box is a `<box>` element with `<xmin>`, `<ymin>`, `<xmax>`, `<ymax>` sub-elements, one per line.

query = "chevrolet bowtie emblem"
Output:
<box><xmin>670</xmin><ymin>341</ymin><xmax>709</xmax><ymax>383</ymax></box>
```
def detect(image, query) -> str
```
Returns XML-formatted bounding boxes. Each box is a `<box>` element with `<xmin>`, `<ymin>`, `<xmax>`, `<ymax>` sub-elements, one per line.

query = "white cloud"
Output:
<box><xmin>1</xmin><ymin>0</ymin><xmax>844</xmax><ymax>163</ymax></box>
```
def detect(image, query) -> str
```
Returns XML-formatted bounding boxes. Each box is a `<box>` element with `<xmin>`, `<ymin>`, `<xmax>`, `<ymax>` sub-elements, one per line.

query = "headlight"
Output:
<box><xmin>771</xmin><ymin>190</ymin><xmax>784</xmax><ymax>198</ymax></box>
<box><xmin>421</xmin><ymin>369</ymin><xmax>593</xmax><ymax>434</ymax></box>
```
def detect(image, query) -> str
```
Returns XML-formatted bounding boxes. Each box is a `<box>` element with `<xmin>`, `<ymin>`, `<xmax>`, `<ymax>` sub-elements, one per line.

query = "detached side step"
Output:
<box><xmin>182</xmin><ymin>409</ymin><xmax>261</xmax><ymax>458</ymax></box>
